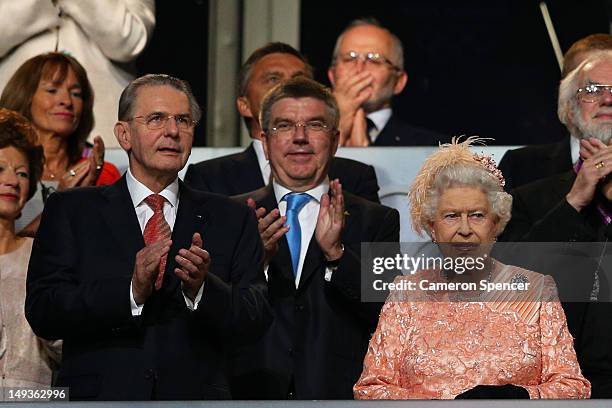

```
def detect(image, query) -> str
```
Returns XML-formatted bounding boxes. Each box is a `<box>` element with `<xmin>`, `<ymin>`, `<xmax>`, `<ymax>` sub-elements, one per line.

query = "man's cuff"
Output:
<box><xmin>324</xmin><ymin>266</ymin><xmax>336</xmax><ymax>282</ymax></box>
<box><xmin>182</xmin><ymin>282</ymin><xmax>205</xmax><ymax>310</ymax></box>
<box><xmin>129</xmin><ymin>281</ymin><xmax>144</xmax><ymax>316</ymax></box>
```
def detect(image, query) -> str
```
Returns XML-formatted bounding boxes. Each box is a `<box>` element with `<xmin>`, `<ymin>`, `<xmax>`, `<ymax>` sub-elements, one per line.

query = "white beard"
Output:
<box><xmin>574</xmin><ymin>111</ymin><xmax>612</xmax><ymax>144</ymax></box>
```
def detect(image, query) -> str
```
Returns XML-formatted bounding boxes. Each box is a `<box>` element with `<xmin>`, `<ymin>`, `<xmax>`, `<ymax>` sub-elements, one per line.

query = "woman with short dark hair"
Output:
<box><xmin>0</xmin><ymin>108</ymin><xmax>60</xmax><ymax>387</ymax></box>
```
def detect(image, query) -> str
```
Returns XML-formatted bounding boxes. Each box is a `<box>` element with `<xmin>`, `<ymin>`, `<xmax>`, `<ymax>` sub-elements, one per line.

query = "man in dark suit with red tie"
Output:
<box><xmin>230</xmin><ymin>77</ymin><xmax>399</xmax><ymax>399</ymax></box>
<box><xmin>184</xmin><ymin>42</ymin><xmax>381</xmax><ymax>203</ymax></box>
<box><xmin>25</xmin><ymin>74</ymin><xmax>270</xmax><ymax>400</ymax></box>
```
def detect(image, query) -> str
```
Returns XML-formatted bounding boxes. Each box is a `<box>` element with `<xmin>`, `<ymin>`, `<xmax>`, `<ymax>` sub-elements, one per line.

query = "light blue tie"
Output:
<box><xmin>283</xmin><ymin>192</ymin><xmax>311</xmax><ymax>277</ymax></box>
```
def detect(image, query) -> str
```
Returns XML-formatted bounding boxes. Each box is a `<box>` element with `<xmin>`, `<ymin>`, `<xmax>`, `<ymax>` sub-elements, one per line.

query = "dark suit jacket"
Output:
<box><xmin>499</xmin><ymin>170</ymin><xmax>612</xmax><ymax>397</ymax></box>
<box><xmin>25</xmin><ymin>176</ymin><xmax>270</xmax><ymax>401</ymax></box>
<box><xmin>498</xmin><ymin>137</ymin><xmax>572</xmax><ymax>192</ymax></box>
<box><xmin>230</xmin><ymin>186</ymin><xmax>399</xmax><ymax>399</ymax></box>
<box><xmin>184</xmin><ymin>144</ymin><xmax>381</xmax><ymax>203</ymax></box>
<box><xmin>373</xmin><ymin>113</ymin><xmax>447</xmax><ymax>146</ymax></box>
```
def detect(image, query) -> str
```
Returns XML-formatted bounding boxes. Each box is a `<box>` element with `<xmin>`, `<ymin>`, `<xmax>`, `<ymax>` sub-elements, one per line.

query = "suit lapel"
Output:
<box><xmin>297</xmin><ymin>238</ymin><xmax>323</xmax><ymax>288</ymax></box>
<box><xmin>256</xmin><ymin>186</ymin><xmax>295</xmax><ymax>284</ymax></box>
<box><xmin>546</xmin><ymin>138</ymin><xmax>573</xmax><ymax>173</ymax></box>
<box><xmin>163</xmin><ymin>181</ymin><xmax>209</xmax><ymax>294</ymax></box>
<box><xmin>101</xmin><ymin>176</ymin><xmax>144</xmax><ymax>262</ymax></box>
<box><xmin>231</xmin><ymin>144</ymin><xmax>267</xmax><ymax>192</ymax></box>
<box><xmin>372</xmin><ymin>115</ymin><xmax>394</xmax><ymax>146</ymax></box>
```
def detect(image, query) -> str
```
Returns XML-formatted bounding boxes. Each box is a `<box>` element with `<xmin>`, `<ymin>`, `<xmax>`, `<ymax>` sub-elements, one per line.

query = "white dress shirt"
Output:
<box><xmin>570</xmin><ymin>135</ymin><xmax>580</xmax><ymax>165</ymax></box>
<box><xmin>252</xmin><ymin>139</ymin><xmax>271</xmax><ymax>184</ymax></box>
<box><xmin>126</xmin><ymin>169</ymin><xmax>203</xmax><ymax>315</ymax></box>
<box><xmin>366</xmin><ymin>108</ymin><xmax>392</xmax><ymax>143</ymax></box>
<box><xmin>272</xmin><ymin>179</ymin><xmax>329</xmax><ymax>288</ymax></box>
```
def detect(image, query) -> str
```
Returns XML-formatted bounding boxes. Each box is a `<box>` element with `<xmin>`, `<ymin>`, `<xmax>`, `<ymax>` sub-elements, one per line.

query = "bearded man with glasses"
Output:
<box><xmin>327</xmin><ymin>18</ymin><xmax>444</xmax><ymax>146</ymax></box>
<box><xmin>501</xmin><ymin>50</ymin><xmax>612</xmax><ymax>398</ymax></box>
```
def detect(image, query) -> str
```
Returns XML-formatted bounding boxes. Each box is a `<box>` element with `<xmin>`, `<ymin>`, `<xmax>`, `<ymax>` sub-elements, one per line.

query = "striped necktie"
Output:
<box><xmin>143</xmin><ymin>194</ymin><xmax>172</xmax><ymax>290</ymax></box>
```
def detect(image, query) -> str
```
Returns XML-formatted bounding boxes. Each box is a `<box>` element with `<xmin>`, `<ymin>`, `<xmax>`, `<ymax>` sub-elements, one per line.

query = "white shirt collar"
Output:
<box><xmin>272</xmin><ymin>177</ymin><xmax>330</xmax><ymax>205</ymax></box>
<box><xmin>366</xmin><ymin>108</ymin><xmax>392</xmax><ymax>132</ymax></box>
<box><xmin>570</xmin><ymin>134</ymin><xmax>580</xmax><ymax>165</ymax></box>
<box><xmin>252</xmin><ymin>139</ymin><xmax>270</xmax><ymax>184</ymax></box>
<box><xmin>126</xmin><ymin>168</ymin><xmax>179</xmax><ymax>209</ymax></box>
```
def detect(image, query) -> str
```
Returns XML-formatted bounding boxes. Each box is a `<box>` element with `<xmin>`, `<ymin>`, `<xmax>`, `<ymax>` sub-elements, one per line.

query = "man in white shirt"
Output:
<box><xmin>26</xmin><ymin>74</ymin><xmax>269</xmax><ymax>400</ymax></box>
<box><xmin>230</xmin><ymin>77</ymin><xmax>399</xmax><ymax>399</ymax></box>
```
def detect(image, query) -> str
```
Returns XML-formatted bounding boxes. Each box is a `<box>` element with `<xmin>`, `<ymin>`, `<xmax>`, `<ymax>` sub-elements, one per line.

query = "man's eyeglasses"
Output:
<box><xmin>337</xmin><ymin>51</ymin><xmax>400</xmax><ymax>71</ymax></box>
<box><xmin>128</xmin><ymin>113</ymin><xmax>197</xmax><ymax>130</ymax></box>
<box><xmin>267</xmin><ymin>121</ymin><xmax>332</xmax><ymax>136</ymax></box>
<box><xmin>576</xmin><ymin>84</ymin><xmax>612</xmax><ymax>103</ymax></box>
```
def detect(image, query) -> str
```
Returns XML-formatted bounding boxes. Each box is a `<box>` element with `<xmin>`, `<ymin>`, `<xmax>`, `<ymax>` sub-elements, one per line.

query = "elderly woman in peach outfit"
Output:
<box><xmin>354</xmin><ymin>138</ymin><xmax>590</xmax><ymax>399</ymax></box>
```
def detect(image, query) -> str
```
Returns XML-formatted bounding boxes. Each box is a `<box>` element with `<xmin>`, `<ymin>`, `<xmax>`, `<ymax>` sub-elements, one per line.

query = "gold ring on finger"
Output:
<box><xmin>595</xmin><ymin>161</ymin><xmax>606</xmax><ymax>169</ymax></box>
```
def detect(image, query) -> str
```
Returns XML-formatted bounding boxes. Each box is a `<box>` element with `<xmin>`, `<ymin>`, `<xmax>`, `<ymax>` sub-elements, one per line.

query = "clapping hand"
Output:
<box><xmin>315</xmin><ymin>179</ymin><xmax>345</xmax><ymax>261</ymax></box>
<box><xmin>247</xmin><ymin>198</ymin><xmax>288</xmax><ymax>265</ymax></box>
<box><xmin>567</xmin><ymin>138</ymin><xmax>612</xmax><ymax>211</ymax></box>
<box><xmin>57</xmin><ymin>135</ymin><xmax>105</xmax><ymax>191</ymax></box>
<box><xmin>131</xmin><ymin>238</ymin><xmax>172</xmax><ymax>305</ymax></box>
<box><xmin>174</xmin><ymin>233</ymin><xmax>210</xmax><ymax>301</ymax></box>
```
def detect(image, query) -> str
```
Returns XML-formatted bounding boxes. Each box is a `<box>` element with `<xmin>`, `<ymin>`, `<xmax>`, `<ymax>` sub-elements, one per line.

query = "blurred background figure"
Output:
<box><xmin>184</xmin><ymin>42</ymin><xmax>381</xmax><ymax>203</ymax></box>
<box><xmin>0</xmin><ymin>0</ymin><xmax>155</xmax><ymax>148</ymax></box>
<box><xmin>0</xmin><ymin>108</ymin><xmax>61</xmax><ymax>388</ymax></box>
<box><xmin>354</xmin><ymin>137</ymin><xmax>590</xmax><ymax>399</ymax></box>
<box><xmin>328</xmin><ymin>18</ymin><xmax>445</xmax><ymax>146</ymax></box>
<box><xmin>0</xmin><ymin>52</ymin><xmax>120</xmax><ymax>236</ymax></box>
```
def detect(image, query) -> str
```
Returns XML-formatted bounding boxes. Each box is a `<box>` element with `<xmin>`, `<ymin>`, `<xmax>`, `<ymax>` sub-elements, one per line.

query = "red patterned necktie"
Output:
<box><xmin>143</xmin><ymin>194</ymin><xmax>172</xmax><ymax>290</ymax></box>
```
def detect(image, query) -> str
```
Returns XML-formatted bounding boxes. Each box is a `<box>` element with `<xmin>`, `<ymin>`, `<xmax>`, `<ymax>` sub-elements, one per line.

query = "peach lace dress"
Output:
<box><xmin>354</xmin><ymin>261</ymin><xmax>590</xmax><ymax>399</ymax></box>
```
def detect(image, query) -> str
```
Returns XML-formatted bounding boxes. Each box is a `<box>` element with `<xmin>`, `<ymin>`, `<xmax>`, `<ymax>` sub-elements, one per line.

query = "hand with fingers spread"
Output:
<box><xmin>315</xmin><ymin>179</ymin><xmax>345</xmax><ymax>261</ymax></box>
<box><xmin>131</xmin><ymin>238</ymin><xmax>172</xmax><ymax>305</ymax></box>
<box><xmin>332</xmin><ymin>70</ymin><xmax>373</xmax><ymax>144</ymax></box>
<box><xmin>174</xmin><ymin>232</ymin><xmax>210</xmax><ymax>301</ymax></box>
<box><xmin>344</xmin><ymin>108</ymin><xmax>370</xmax><ymax>147</ymax></box>
<box><xmin>567</xmin><ymin>142</ymin><xmax>612</xmax><ymax>211</ymax></box>
<box><xmin>247</xmin><ymin>198</ymin><xmax>288</xmax><ymax>266</ymax></box>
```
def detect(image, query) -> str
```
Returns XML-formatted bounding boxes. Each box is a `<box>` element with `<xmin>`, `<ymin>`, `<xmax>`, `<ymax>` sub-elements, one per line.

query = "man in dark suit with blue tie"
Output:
<box><xmin>184</xmin><ymin>42</ymin><xmax>381</xmax><ymax>203</ymax></box>
<box><xmin>230</xmin><ymin>77</ymin><xmax>399</xmax><ymax>399</ymax></box>
<box><xmin>25</xmin><ymin>74</ymin><xmax>270</xmax><ymax>400</ymax></box>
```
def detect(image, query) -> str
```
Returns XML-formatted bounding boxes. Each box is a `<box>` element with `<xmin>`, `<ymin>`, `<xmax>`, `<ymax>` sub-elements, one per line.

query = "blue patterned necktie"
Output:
<box><xmin>283</xmin><ymin>192</ymin><xmax>312</xmax><ymax>277</ymax></box>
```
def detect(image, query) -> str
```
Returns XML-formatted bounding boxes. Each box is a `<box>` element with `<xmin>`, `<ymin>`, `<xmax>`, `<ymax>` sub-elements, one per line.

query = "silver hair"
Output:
<box><xmin>330</xmin><ymin>18</ymin><xmax>404</xmax><ymax>71</ymax></box>
<box><xmin>421</xmin><ymin>164</ymin><xmax>513</xmax><ymax>237</ymax></box>
<box><xmin>558</xmin><ymin>50</ymin><xmax>612</xmax><ymax>134</ymax></box>
<box><xmin>118</xmin><ymin>74</ymin><xmax>202</xmax><ymax>122</ymax></box>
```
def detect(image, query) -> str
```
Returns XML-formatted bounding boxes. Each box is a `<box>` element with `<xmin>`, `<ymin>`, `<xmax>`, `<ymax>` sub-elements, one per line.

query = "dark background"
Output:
<box><xmin>136</xmin><ymin>0</ymin><xmax>209</xmax><ymax>146</ymax></box>
<box><xmin>137</xmin><ymin>0</ymin><xmax>610</xmax><ymax>146</ymax></box>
